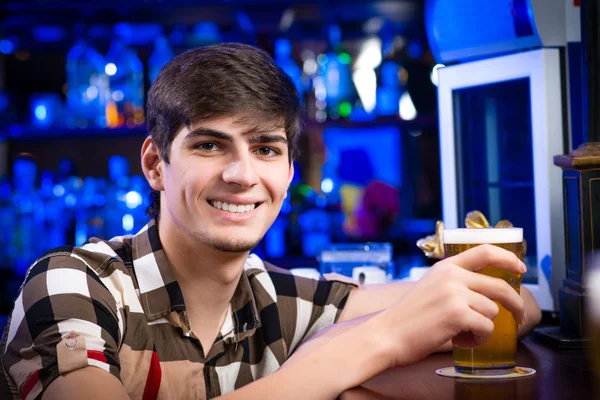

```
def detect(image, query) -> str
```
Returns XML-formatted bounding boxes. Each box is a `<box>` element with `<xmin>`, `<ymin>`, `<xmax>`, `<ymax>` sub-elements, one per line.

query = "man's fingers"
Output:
<box><xmin>448</xmin><ymin>244</ymin><xmax>525</xmax><ymax>274</ymax></box>
<box><xmin>452</xmin><ymin>332</ymin><xmax>481</xmax><ymax>349</ymax></box>
<box><xmin>465</xmin><ymin>273</ymin><xmax>526</xmax><ymax>324</ymax></box>
<box><xmin>453</xmin><ymin>310</ymin><xmax>495</xmax><ymax>349</ymax></box>
<box><xmin>467</xmin><ymin>291</ymin><xmax>500</xmax><ymax>321</ymax></box>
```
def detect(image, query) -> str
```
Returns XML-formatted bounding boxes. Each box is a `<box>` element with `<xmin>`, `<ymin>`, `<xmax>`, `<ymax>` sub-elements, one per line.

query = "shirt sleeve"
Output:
<box><xmin>1</xmin><ymin>253</ymin><xmax>122</xmax><ymax>400</ymax></box>
<box><xmin>263</xmin><ymin>263</ymin><xmax>358</xmax><ymax>357</ymax></box>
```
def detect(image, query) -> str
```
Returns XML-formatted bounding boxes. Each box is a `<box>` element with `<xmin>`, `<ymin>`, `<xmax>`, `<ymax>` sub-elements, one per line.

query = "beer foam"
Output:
<box><xmin>443</xmin><ymin>228</ymin><xmax>523</xmax><ymax>244</ymax></box>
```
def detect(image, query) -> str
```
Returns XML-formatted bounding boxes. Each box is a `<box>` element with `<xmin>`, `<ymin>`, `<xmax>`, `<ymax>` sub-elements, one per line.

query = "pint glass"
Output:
<box><xmin>443</xmin><ymin>228</ymin><xmax>524</xmax><ymax>375</ymax></box>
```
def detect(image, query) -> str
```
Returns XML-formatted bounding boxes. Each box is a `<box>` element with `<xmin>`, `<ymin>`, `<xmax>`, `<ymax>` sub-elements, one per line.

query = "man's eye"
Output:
<box><xmin>257</xmin><ymin>147</ymin><xmax>279</xmax><ymax>157</ymax></box>
<box><xmin>196</xmin><ymin>142</ymin><xmax>220</xmax><ymax>152</ymax></box>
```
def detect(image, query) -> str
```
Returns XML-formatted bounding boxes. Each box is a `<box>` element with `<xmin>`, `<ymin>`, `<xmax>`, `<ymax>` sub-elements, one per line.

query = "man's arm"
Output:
<box><xmin>2</xmin><ymin>254</ymin><xmax>124</xmax><ymax>400</ymax></box>
<box><xmin>220</xmin><ymin>316</ymin><xmax>388</xmax><ymax>400</ymax></box>
<box><xmin>43</xmin><ymin>368</ymin><xmax>129</xmax><ymax>400</ymax></box>
<box><xmin>337</xmin><ymin>276</ymin><xmax>542</xmax><ymax>340</ymax></box>
<box><xmin>42</xmin><ymin>317</ymin><xmax>388</xmax><ymax>400</ymax></box>
<box><xmin>45</xmin><ymin>245</ymin><xmax>530</xmax><ymax>399</ymax></box>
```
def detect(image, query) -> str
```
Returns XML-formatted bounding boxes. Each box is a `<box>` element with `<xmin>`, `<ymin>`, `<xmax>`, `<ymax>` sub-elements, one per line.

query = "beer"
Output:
<box><xmin>443</xmin><ymin>228</ymin><xmax>524</xmax><ymax>375</ymax></box>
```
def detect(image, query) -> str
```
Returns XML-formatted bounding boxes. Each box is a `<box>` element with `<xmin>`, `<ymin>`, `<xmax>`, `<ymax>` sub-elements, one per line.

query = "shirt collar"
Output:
<box><xmin>129</xmin><ymin>219</ymin><xmax>261</xmax><ymax>340</ymax></box>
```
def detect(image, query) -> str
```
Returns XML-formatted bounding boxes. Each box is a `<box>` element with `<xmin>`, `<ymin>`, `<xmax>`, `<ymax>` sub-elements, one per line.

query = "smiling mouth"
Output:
<box><xmin>208</xmin><ymin>200</ymin><xmax>263</xmax><ymax>214</ymax></box>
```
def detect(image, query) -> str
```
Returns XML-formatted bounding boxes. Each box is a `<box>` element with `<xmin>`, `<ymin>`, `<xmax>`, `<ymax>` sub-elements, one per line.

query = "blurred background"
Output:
<box><xmin>0</xmin><ymin>0</ymin><xmax>442</xmax><ymax>305</ymax></box>
<box><xmin>4</xmin><ymin>0</ymin><xmax>600</xmax><ymax>384</ymax></box>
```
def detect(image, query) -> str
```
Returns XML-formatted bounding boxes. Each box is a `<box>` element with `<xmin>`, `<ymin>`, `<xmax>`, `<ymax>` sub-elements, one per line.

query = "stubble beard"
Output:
<box><xmin>191</xmin><ymin>231</ymin><xmax>259</xmax><ymax>253</ymax></box>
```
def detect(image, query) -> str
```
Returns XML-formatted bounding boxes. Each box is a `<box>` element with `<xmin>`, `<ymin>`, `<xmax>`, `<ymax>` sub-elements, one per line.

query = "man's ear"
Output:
<box><xmin>141</xmin><ymin>136</ymin><xmax>165</xmax><ymax>191</ymax></box>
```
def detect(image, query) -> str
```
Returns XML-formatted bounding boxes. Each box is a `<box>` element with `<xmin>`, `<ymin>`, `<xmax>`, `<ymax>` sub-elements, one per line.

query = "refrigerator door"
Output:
<box><xmin>437</xmin><ymin>48</ymin><xmax>565</xmax><ymax>311</ymax></box>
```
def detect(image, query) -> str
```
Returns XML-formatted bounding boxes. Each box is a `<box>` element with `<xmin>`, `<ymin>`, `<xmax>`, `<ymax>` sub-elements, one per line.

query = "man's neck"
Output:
<box><xmin>157</xmin><ymin>216</ymin><xmax>250</xmax><ymax>354</ymax></box>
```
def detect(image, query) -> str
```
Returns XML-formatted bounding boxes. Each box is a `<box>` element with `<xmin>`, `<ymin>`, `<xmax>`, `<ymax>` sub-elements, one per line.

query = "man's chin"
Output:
<box><xmin>210</xmin><ymin>240</ymin><xmax>258</xmax><ymax>253</ymax></box>
<box><xmin>190</xmin><ymin>232</ymin><xmax>260</xmax><ymax>253</ymax></box>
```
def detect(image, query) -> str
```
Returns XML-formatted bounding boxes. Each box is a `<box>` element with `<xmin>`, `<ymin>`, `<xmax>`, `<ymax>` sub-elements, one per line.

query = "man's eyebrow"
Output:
<box><xmin>247</xmin><ymin>134</ymin><xmax>288</xmax><ymax>144</ymax></box>
<box><xmin>184</xmin><ymin>127</ymin><xmax>287</xmax><ymax>145</ymax></box>
<box><xmin>184</xmin><ymin>128</ymin><xmax>233</xmax><ymax>142</ymax></box>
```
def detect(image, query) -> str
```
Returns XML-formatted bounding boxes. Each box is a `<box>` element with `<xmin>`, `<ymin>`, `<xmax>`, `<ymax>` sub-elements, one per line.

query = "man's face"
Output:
<box><xmin>160</xmin><ymin>116</ymin><xmax>294</xmax><ymax>253</ymax></box>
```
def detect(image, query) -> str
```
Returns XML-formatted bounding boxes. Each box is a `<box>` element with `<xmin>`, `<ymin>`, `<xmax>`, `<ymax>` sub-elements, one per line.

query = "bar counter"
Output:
<box><xmin>341</xmin><ymin>336</ymin><xmax>595</xmax><ymax>400</ymax></box>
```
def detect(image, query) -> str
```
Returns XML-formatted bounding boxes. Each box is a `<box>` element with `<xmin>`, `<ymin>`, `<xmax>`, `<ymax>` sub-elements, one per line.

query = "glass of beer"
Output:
<box><xmin>443</xmin><ymin>227</ymin><xmax>524</xmax><ymax>375</ymax></box>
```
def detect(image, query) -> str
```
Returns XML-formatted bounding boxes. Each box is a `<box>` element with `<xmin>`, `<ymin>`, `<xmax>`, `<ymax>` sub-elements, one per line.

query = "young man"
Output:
<box><xmin>1</xmin><ymin>43</ymin><xmax>541</xmax><ymax>400</ymax></box>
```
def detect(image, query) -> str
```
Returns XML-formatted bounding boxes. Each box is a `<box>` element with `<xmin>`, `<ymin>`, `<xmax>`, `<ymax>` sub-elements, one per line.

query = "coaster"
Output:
<box><xmin>435</xmin><ymin>366</ymin><xmax>536</xmax><ymax>379</ymax></box>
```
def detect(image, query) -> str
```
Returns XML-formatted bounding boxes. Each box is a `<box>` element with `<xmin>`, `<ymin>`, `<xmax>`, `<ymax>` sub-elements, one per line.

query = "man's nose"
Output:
<box><xmin>222</xmin><ymin>152</ymin><xmax>259</xmax><ymax>188</ymax></box>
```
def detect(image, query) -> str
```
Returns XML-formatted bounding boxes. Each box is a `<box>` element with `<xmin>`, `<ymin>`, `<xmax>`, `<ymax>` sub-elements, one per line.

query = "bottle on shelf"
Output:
<box><xmin>11</xmin><ymin>157</ymin><xmax>44</xmax><ymax>276</ymax></box>
<box><xmin>66</xmin><ymin>28</ymin><xmax>109</xmax><ymax>129</ymax></box>
<box><xmin>105</xmin><ymin>32</ymin><xmax>144</xmax><ymax>129</ymax></box>
<box><xmin>149</xmin><ymin>34</ymin><xmax>175</xmax><ymax>84</ymax></box>
<box><xmin>39</xmin><ymin>169</ymin><xmax>67</xmax><ymax>250</ymax></box>
<box><xmin>76</xmin><ymin>177</ymin><xmax>106</xmax><ymax>245</ymax></box>
<box><xmin>376</xmin><ymin>36</ymin><xmax>404</xmax><ymax>117</ymax></box>
<box><xmin>104</xmin><ymin>155</ymin><xmax>131</xmax><ymax>239</ymax></box>
<box><xmin>126</xmin><ymin>175</ymin><xmax>150</xmax><ymax>234</ymax></box>
<box><xmin>313</xmin><ymin>25</ymin><xmax>356</xmax><ymax>121</ymax></box>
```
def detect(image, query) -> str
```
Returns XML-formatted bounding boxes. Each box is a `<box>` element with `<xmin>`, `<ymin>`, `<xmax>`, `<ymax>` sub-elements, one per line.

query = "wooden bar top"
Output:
<box><xmin>341</xmin><ymin>336</ymin><xmax>596</xmax><ymax>400</ymax></box>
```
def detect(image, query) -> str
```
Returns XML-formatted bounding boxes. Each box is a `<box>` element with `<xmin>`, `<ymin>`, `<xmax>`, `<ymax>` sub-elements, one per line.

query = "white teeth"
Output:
<box><xmin>210</xmin><ymin>201</ymin><xmax>256</xmax><ymax>214</ymax></box>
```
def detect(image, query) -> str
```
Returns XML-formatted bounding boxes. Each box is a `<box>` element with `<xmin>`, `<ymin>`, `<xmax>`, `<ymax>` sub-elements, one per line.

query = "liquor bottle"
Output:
<box><xmin>75</xmin><ymin>177</ymin><xmax>107</xmax><ymax>245</ymax></box>
<box><xmin>126</xmin><ymin>175</ymin><xmax>150</xmax><ymax>234</ymax></box>
<box><xmin>66</xmin><ymin>34</ymin><xmax>108</xmax><ymax>128</ymax></box>
<box><xmin>55</xmin><ymin>159</ymin><xmax>83</xmax><ymax>246</ymax></box>
<box><xmin>104</xmin><ymin>156</ymin><xmax>130</xmax><ymax>239</ymax></box>
<box><xmin>11</xmin><ymin>157</ymin><xmax>44</xmax><ymax>276</ymax></box>
<box><xmin>105</xmin><ymin>34</ymin><xmax>144</xmax><ymax>128</ymax></box>
<box><xmin>376</xmin><ymin>37</ymin><xmax>404</xmax><ymax>116</ymax></box>
<box><xmin>149</xmin><ymin>34</ymin><xmax>174</xmax><ymax>84</ymax></box>
<box><xmin>313</xmin><ymin>25</ymin><xmax>355</xmax><ymax>121</ymax></box>
<box><xmin>39</xmin><ymin>169</ymin><xmax>67</xmax><ymax>250</ymax></box>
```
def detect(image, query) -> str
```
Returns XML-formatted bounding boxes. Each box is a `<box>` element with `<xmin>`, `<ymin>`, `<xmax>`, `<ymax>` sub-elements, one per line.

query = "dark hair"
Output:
<box><xmin>145</xmin><ymin>43</ymin><xmax>302</xmax><ymax>218</ymax></box>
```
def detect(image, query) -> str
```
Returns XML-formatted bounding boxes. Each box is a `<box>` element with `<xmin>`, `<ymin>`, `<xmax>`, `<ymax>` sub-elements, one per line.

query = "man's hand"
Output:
<box><xmin>370</xmin><ymin>244</ymin><xmax>527</xmax><ymax>369</ymax></box>
<box><xmin>338</xmin><ymin>257</ymin><xmax>541</xmax><ymax>343</ymax></box>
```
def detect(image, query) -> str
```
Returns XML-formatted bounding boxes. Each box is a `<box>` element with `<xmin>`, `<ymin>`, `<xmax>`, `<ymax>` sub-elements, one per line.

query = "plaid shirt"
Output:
<box><xmin>1</xmin><ymin>219</ymin><xmax>356</xmax><ymax>399</ymax></box>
